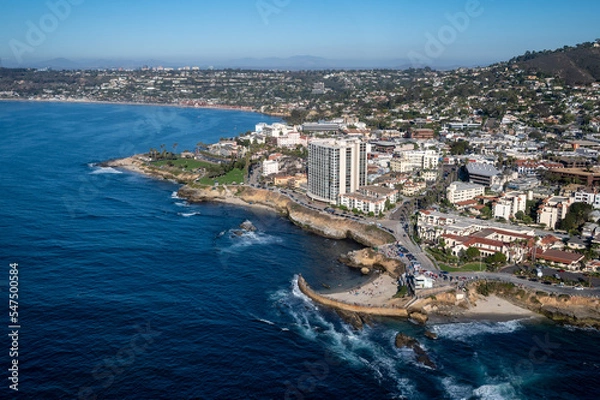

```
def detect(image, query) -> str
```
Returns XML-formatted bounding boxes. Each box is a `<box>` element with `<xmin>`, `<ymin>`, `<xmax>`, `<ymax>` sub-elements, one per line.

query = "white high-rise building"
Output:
<box><xmin>307</xmin><ymin>138</ymin><xmax>367</xmax><ymax>203</ymax></box>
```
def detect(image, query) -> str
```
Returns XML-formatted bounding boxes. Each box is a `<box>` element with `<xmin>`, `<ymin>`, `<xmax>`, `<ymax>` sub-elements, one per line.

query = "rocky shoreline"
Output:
<box><xmin>105</xmin><ymin>155</ymin><xmax>600</xmax><ymax>330</ymax></box>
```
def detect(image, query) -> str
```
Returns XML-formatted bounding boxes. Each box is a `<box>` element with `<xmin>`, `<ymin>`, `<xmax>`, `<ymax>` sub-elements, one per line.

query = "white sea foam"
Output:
<box><xmin>440</xmin><ymin>377</ymin><xmax>473</xmax><ymax>400</ymax></box>
<box><xmin>90</xmin><ymin>166</ymin><xmax>122</xmax><ymax>174</ymax></box>
<box><xmin>432</xmin><ymin>320</ymin><xmax>524</xmax><ymax>342</ymax></box>
<box><xmin>178</xmin><ymin>212</ymin><xmax>201</xmax><ymax>217</ymax></box>
<box><xmin>226</xmin><ymin>231</ymin><xmax>283</xmax><ymax>250</ymax></box>
<box><xmin>472</xmin><ymin>382</ymin><xmax>519</xmax><ymax>400</ymax></box>
<box><xmin>273</xmin><ymin>276</ymin><xmax>417</xmax><ymax>398</ymax></box>
<box><xmin>171</xmin><ymin>191</ymin><xmax>181</xmax><ymax>199</ymax></box>
<box><xmin>174</xmin><ymin>202</ymin><xmax>188</xmax><ymax>207</ymax></box>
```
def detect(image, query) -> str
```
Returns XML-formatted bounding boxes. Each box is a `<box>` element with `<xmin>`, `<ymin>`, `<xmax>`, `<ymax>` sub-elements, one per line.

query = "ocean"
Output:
<box><xmin>1</xmin><ymin>101</ymin><xmax>599</xmax><ymax>399</ymax></box>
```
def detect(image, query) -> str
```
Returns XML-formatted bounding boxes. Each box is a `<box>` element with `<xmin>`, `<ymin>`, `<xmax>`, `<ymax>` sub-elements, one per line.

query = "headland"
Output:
<box><xmin>105</xmin><ymin>154</ymin><xmax>600</xmax><ymax>330</ymax></box>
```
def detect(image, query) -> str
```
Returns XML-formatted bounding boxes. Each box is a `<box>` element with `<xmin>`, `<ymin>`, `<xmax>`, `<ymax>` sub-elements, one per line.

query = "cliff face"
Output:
<box><xmin>178</xmin><ymin>185</ymin><xmax>396</xmax><ymax>247</ymax></box>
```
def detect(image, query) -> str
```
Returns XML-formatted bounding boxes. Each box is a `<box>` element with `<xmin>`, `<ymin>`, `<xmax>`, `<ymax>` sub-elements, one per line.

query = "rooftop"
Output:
<box><xmin>466</xmin><ymin>162</ymin><xmax>500</xmax><ymax>177</ymax></box>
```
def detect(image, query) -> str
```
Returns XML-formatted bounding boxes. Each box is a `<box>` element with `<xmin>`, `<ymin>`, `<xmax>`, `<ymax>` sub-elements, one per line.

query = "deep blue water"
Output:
<box><xmin>1</xmin><ymin>101</ymin><xmax>600</xmax><ymax>399</ymax></box>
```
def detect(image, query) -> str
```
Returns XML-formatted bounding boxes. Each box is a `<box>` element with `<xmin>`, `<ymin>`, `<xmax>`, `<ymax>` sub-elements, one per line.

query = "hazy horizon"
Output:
<box><xmin>1</xmin><ymin>0</ymin><xmax>599</xmax><ymax>69</ymax></box>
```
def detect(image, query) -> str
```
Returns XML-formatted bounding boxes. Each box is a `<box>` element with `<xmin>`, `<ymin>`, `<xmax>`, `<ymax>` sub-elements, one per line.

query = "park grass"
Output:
<box><xmin>439</xmin><ymin>262</ymin><xmax>488</xmax><ymax>272</ymax></box>
<box><xmin>152</xmin><ymin>158</ymin><xmax>215</xmax><ymax>171</ymax></box>
<box><xmin>197</xmin><ymin>168</ymin><xmax>246</xmax><ymax>185</ymax></box>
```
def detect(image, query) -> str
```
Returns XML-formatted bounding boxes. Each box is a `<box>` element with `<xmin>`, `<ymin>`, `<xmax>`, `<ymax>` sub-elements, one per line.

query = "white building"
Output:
<box><xmin>573</xmin><ymin>188</ymin><xmax>600</xmax><ymax>209</ymax></box>
<box><xmin>307</xmin><ymin>138</ymin><xmax>367</xmax><ymax>203</ymax></box>
<box><xmin>339</xmin><ymin>192</ymin><xmax>387</xmax><ymax>214</ymax></box>
<box><xmin>390</xmin><ymin>150</ymin><xmax>439</xmax><ymax>173</ymax></box>
<box><xmin>262</xmin><ymin>160</ymin><xmax>279</xmax><ymax>176</ymax></box>
<box><xmin>339</xmin><ymin>185</ymin><xmax>398</xmax><ymax>214</ymax></box>
<box><xmin>537</xmin><ymin>196</ymin><xmax>573</xmax><ymax>229</ymax></box>
<box><xmin>414</xmin><ymin>275</ymin><xmax>433</xmax><ymax>289</ymax></box>
<box><xmin>446</xmin><ymin>181</ymin><xmax>485</xmax><ymax>204</ymax></box>
<box><xmin>493</xmin><ymin>191</ymin><xmax>527</xmax><ymax>220</ymax></box>
<box><xmin>277</xmin><ymin>132</ymin><xmax>307</xmax><ymax>148</ymax></box>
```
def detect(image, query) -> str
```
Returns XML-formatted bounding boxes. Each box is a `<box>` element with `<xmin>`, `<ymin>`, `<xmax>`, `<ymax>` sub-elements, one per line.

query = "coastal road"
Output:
<box><xmin>378</xmin><ymin>219</ymin><xmax>438</xmax><ymax>272</ymax></box>
<box><xmin>447</xmin><ymin>271</ymin><xmax>600</xmax><ymax>297</ymax></box>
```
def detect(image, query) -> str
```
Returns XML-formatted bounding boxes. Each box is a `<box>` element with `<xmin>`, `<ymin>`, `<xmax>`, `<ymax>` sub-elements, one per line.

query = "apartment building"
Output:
<box><xmin>493</xmin><ymin>191</ymin><xmax>527</xmax><ymax>220</ymax></box>
<box><xmin>390</xmin><ymin>150</ymin><xmax>439</xmax><ymax>173</ymax></box>
<box><xmin>446</xmin><ymin>181</ymin><xmax>485</xmax><ymax>204</ymax></box>
<box><xmin>307</xmin><ymin>138</ymin><xmax>367</xmax><ymax>203</ymax></box>
<box><xmin>536</xmin><ymin>196</ymin><xmax>573</xmax><ymax>229</ymax></box>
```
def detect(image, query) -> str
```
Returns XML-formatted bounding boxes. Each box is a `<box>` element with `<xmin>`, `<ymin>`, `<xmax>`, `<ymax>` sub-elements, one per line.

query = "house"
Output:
<box><xmin>584</xmin><ymin>260</ymin><xmax>600</xmax><ymax>272</ymax></box>
<box><xmin>566</xmin><ymin>237</ymin><xmax>587</xmax><ymax>251</ymax></box>
<box><xmin>538</xmin><ymin>234</ymin><xmax>565</xmax><ymax>251</ymax></box>
<box><xmin>414</xmin><ymin>275</ymin><xmax>433</xmax><ymax>289</ymax></box>
<box><xmin>262</xmin><ymin>159</ymin><xmax>279</xmax><ymax>176</ymax></box>
<box><xmin>535</xmin><ymin>249</ymin><xmax>584</xmax><ymax>270</ymax></box>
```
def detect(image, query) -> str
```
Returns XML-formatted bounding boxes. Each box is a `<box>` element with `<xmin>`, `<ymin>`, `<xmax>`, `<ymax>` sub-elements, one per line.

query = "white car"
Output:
<box><xmin>574</xmin><ymin>286</ymin><xmax>584</xmax><ymax>291</ymax></box>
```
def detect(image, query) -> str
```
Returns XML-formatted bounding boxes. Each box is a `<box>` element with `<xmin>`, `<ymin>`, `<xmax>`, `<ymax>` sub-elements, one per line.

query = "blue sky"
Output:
<box><xmin>1</xmin><ymin>0</ymin><xmax>599</xmax><ymax>67</ymax></box>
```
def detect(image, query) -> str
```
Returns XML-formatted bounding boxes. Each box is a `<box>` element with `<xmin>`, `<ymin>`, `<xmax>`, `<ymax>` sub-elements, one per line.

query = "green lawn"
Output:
<box><xmin>439</xmin><ymin>262</ymin><xmax>488</xmax><ymax>272</ymax></box>
<box><xmin>152</xmin><ymin>158</ymin><xmax>215</xmax><ymax>171</ymax></box>
<box><xmin>197</xmin><ymin>168</ymin><xmax>246</xmax><ymax>185</ymax></box>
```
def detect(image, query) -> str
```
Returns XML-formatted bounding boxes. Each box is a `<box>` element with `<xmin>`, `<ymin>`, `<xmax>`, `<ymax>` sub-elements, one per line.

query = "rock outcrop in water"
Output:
<box><xmin>239</xmin><ymin>220</ymin><xmax>256</xmax><ymax>232</ymax></box>
<box><xmin>395</xmin><ymin>333</ymin><xmax>436</xmax><ymax>369</ymax></box>
<box><xmin>339</xmin><ymin>248</ymin><xmax>405</xmax><ymax>276</ymax></box>
<box><xmin>335</xmin><ymin>309</ymin><xmax>373</xmax><ymax>330</ymax></box>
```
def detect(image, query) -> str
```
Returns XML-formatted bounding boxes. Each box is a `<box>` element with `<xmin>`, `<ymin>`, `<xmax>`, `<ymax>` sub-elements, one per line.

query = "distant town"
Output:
<box><xmin>4</xmin><ymin>40</ymin><xmax>600</xmax><ymax>284</ymax></box>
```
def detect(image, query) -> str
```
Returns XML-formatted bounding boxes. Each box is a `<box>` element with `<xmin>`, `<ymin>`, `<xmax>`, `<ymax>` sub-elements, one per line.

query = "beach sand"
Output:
<box><xmin>324</xmin><ymin>273</ymin><xmax>399</xmax><ymax>307</ymax></box>
<box><xmin>430</xmin><ymin>295</ymin><xmax>542</xmax><ymax>324</ymax></box>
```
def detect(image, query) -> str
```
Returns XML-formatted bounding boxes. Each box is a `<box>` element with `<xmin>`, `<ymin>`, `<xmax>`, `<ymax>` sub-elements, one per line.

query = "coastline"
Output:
<box><xmin>0</xmin><ymin>97</ymin><xmax>280</xmax><ymax>117</ymax></box>
<box><xmin>100</xmin><ymin>156</ymin><xmax>600</xmax><ymax>329</ymax></box>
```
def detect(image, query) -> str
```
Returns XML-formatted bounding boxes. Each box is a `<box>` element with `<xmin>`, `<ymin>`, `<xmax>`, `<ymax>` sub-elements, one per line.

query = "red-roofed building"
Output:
<box><xmin>535</xmin><ymin>249</ymin><xmax>584</xmax><ymax>270</ymax></box>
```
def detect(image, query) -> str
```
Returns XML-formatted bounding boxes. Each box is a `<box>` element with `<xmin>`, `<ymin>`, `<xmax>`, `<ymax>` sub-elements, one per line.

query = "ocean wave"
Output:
<box><xmin>171</xmin><ymin>191</ymin><xmax>181</xmax><ymax>199</ymax></box>
<box><xmin>174</xmin><ymin>201</ymin><xmax>189</xmax><ymax>207</ymax></box>
<box><xmin>178</xmin><ymin>212</ymin><xmax>201</xmax><ymax>217</ymax></box>
<box><xmin>431</xmin><ymin>320</ymin><xmax>524</xmax><ymax>342</ymax></box>
<box><xmin>441</xmin><ymin>377</ymin><xmax>521</xmax><ymax>400</ymax></box>
<box><xmin>223</xmin><ymin>230</ymin><xmax>283</xmax><ymax>250</ymax></box>
<box><xmin>472</xmin><ymin>382</ymin><xmax>520</xmax><ymax>400</ymax></box>
<box><xmin>270</xmin><ymin>276</ymin><xmax>418</xmax><ymax>398</ymax></box>
<box><xmin>90</xmin><ymin>166</ymin><xmax>123</xmax><ymax>174</ymax></box>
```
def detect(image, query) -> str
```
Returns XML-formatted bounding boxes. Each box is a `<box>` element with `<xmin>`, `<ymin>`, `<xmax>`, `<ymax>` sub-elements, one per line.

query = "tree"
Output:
<box><xmin>449</xmin><ymin>140</ymin><xmax>471</xmax><ymax>155</ymax></box>
<box><xmin>515</xmin><ymin>210</ymin><xmax>525</xmax><ymax>220</ymax></box>
<box><xmin>480</xmin><ymin>205</ymin><xmax>492</xmax><ymax>219</ymax></box>
<box><xmin>485</xmin><ymin>251</ymin><xmax>507</xmax><ymax>266</ymax></box>
<box><xmin>558</xmin><ymin>202</ymin><xmax>593</xmax><ymax>232</ymax></box>
<box><xmin>465</xmin><ymin>247</ymin><xmax>481</xmax><ymax>261</ymax></box>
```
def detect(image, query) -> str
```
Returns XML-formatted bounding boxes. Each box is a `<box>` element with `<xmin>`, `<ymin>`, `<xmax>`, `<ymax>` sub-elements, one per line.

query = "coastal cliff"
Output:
<box><xmin>104</xmin><ymin>155</ymin><xmax>395</xmax><ymax>247</ymax></box>
<box><xmin>472</xmin><ymin>281</ymin><xmax>600</xmax><ymax>328</ymax></box>
<box><xmin>178</xmin><ymin>184</ymin><xmax>396</xmax><ymax>247</ymax></box>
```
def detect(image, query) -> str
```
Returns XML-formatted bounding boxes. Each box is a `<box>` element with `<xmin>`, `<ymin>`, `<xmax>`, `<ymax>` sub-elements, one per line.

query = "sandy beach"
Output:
<box><xmin>324</xmin><ymin>273</ymin><xmax>399</xmax><ymax>307</ymax></box>
<box><xmin>461</xmin><ymin>294</ymin><xmax>538</xmax><ymax>320</ymax></box>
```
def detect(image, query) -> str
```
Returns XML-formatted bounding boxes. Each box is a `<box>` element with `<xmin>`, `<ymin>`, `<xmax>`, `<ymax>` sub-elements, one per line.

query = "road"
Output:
<box><xmin>446</xmin><ymin>271</ymin><xmax>600</xmax><ymax>297</ymax></box>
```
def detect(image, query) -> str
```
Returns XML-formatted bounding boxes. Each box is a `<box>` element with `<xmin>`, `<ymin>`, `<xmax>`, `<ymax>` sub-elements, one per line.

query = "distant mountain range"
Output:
<box><xmin>510</xmin><ymin>41</ymin><xmax>600</xmax><ymax>84</ymax></box>
<box><xmin>0</xmin><ymin>55</ymin><xmax>479</xmax><ymax>71</ymax></box>
<box><xmin>2</xmin><ymin>41</ymin><xmax>600</xmax><ymax>82</ymax></box>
